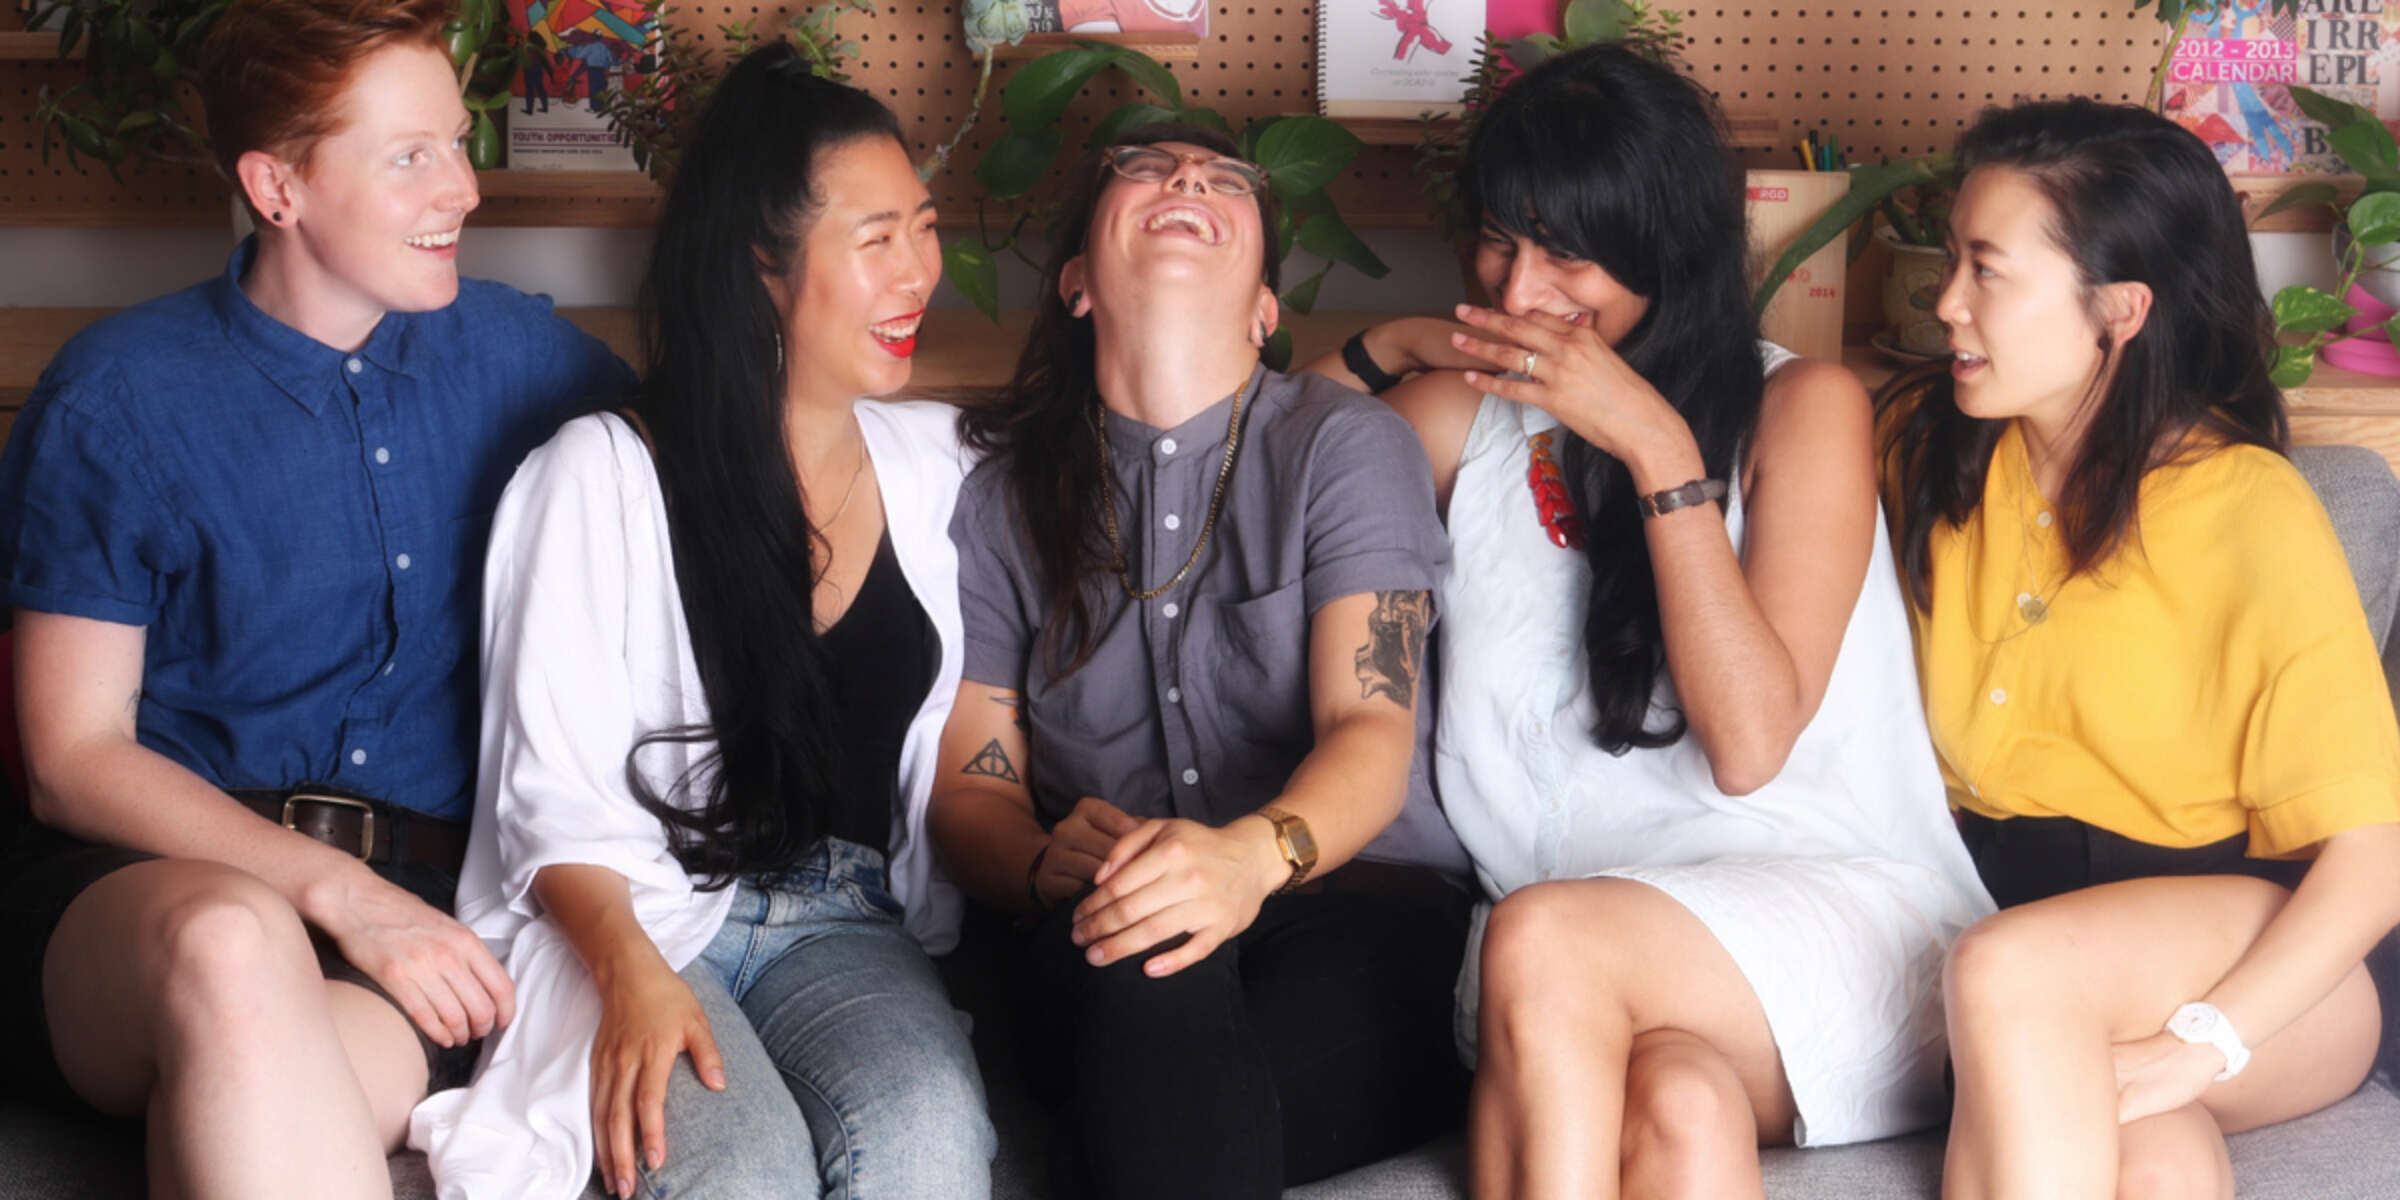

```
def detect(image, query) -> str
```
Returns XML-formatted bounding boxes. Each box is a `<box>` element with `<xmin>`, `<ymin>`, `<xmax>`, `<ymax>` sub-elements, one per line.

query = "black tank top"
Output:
<box><xmin>818</xmin><ymin>531</ymin><xmax>935</xmax><ymax>855</ymax></box>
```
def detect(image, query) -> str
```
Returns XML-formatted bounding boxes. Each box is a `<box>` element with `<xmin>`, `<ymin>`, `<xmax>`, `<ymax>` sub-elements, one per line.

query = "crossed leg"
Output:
<box><xmin>1940</xmin><ymin>875</ymin><xmax>2382</xmax><ymax>1200</ymax></box>
<box><xmin>1470</xmin><ymin>877</ymin><xmax>1796</xmax><ymax>1200</ymax></box>
<box><xmin>43</xmin><ymin>859</ymin><xmax>430</xmax><ymax>1200</ymax></box>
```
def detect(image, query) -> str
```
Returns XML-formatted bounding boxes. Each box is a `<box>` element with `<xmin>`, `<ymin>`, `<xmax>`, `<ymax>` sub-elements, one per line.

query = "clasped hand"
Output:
<box><xmin>2111</xmin><ymin>1031</ymin><xmax>2228</xmax><ymax>1126</ymax></box>
<box><xmin>1063</xmin><ymin>803</ymin><xmax>1278</xmax><ymax>979</ymax></box>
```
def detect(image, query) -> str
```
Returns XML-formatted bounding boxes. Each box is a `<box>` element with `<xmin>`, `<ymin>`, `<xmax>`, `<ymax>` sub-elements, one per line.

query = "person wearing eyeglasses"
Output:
<box><xmin>928</xmin><ymin>126</ymin><xmax>1474</xmax><ymax>1199</ymax></box>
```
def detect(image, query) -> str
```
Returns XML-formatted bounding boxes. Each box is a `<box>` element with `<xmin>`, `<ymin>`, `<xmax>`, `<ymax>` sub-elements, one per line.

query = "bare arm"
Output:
<box><xmin>16</xmin><ymin>607</ymin><xmax>514</xmax><ymax>1045</ymax></box>
<box><xmin>927</xmin><ymin>680</ymin><xmax>1143</xmax><ymax>915</ymax></box>
<box><xmin>532</xmin><ymin>862</ymin><xmax>726</xmax><ymax>1199</ymax></box>
<box><xmin>1294</xmin><ymin>316</ymin><xmax>1480</xmax><ymax>393</ymax></box>
<box><xmin>1072</xmin><ymin>588</ymin><xmax>1430</xmax><ymax>975</ymax></box>
<box><xmin>1644</xmin><ymin>359</ymin><xmax>1878</xmax><ymax>794</ymax></box>
<box><xmin>2206</xmin><ymin>821</ymin><xmax>2400</xmax><ymax>1051</ymax></box>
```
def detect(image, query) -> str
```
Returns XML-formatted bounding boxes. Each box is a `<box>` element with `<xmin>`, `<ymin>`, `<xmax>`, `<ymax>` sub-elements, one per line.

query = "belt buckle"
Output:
<box><xmin>282</xmin><ymin>792</ymin><xmax>376</xmax><ymax>860</ymax></box>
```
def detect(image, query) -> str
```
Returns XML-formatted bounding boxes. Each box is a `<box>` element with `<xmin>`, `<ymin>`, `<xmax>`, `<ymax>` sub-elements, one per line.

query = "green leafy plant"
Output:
<box><xmin>442</xmin><ymin>0</ymin><xmax>527</xmax><ymax>169</ymax></box>
<box><xmin>1412</xmin><ymin>0</ymin><xmax>1685</xmax><ymax>237</ymax></box>
<box><xmin>596</xmin><ymin>0</ymin><xmax>877</xmax><ymax>180</ymax></box>
<box><xmin>2248</xmin><ymin>86</ymin><xmax>2400</xmax><ymax>386</ymax></box>
<box><xmin>1750</xmin><ymin>154</ymin><xmax>1956</xmax><ymax>316</ymax></box>
<box><xmin>939</xmin><ymin>40</ymin><xmax>1389</xmax><ymax>369</ymax></box>
<box><xmin>29</xmin><ymin>0</ymin><xmax>228</xmax><ymax>173</ymax></box>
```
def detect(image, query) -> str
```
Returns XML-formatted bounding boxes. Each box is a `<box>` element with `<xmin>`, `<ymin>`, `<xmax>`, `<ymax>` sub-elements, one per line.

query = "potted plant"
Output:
<box><xmin>442</xmin><ymin>0</ymin><xmax>527</xmax><ymax>169</ymax></box>
<box><xmin>940</xmin><ymin>38</ymin><xmax>1388</xmax><ymax>369</ymax></box>
<box><xmin>597</xmin><ymin>0</ymin><xmax>881</xmax><ymax>180</ymax></box>
<box><xmin>2245</xmin><ymin>86</ymin><xmax>2400</xmax><ymax>384</ymax></box>
<box><xmin>28</xmin><ymin>0</ymin><xmax>227</xmax><ymax>172</ymax></box>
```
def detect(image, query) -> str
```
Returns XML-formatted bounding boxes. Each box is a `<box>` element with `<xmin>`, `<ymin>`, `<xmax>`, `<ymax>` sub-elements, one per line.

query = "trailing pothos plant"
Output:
<box><xmin>2249</xmin><ymin>85</ymin><xmax>2400</xmax><ymax>386</ymax></box>
<box><xmin>1413</xmin><ymin>0</ymin><xmax>1685</xmax><ymax>238</ymax></box>
<box><xmin>943</xmin><ymin>39</ymin><xmax>1389</xmax><ymax>370</ymax></box>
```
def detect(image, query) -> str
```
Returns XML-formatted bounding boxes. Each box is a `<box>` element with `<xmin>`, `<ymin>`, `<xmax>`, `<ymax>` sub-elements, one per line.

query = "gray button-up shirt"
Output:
<box><xmin>953</xmin><ymin>365</ymin><xmax>1469</xmax><ymax>877</ymax></box>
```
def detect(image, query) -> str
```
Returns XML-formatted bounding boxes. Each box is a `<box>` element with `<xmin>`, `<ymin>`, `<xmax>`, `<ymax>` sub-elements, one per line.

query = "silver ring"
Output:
<box><xmin>1522</xmin><ymin>352</ymin><xmax>1538</xmax><ymax>378</ymax></box>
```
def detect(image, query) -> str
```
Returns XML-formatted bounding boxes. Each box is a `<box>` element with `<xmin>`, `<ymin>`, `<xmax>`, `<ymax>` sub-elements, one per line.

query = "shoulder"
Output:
<box><xmin>1751</xmin><ymin>355</ymin><xmax>1873</xmax><ymax>473</ymax></box>
<box><xmin>1266</xmin><ymin>369</ymin><xmax>1428</xmax><ymax>462</ymax></box>
<box><xmin>863</xmin><ymin>397</ymin><xmax>970</xmax><ymax>468</ymax></box>
<box><xmin>503</xmin><ymin>412</ymin><xmax>654</xmax><ymax>514</ymax></box>
<box><xmin>38</xmin><ymin>285</ymin><xmax>219</xmax><ymax>404</ymax></box>
<box><xmin>449</xmin><ymin>277</ymin><xmax>566</xmax><ymax>327</ymax></box>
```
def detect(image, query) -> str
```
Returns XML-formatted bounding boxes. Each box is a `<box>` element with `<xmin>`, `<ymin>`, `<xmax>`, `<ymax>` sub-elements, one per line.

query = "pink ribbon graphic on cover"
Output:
<box><xmin>1376</xmin><ymin>0</ymin><xmax>1453</xmax><ymax>60</ymax></box>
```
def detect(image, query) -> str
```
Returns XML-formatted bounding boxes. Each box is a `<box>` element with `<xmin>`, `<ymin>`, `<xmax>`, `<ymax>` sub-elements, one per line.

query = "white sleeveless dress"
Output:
<box><xmin>1439</xmin><ymin>346</ymin><xmax>1994</xmax><ymax>1147</ymax></box>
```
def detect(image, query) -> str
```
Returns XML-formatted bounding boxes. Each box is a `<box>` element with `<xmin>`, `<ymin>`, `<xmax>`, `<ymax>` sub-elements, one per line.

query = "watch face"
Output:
<box><xmin>2168</xmin><ymin>1004</ymin><xmax>2218</xmax><ymax>1040</ymax></box>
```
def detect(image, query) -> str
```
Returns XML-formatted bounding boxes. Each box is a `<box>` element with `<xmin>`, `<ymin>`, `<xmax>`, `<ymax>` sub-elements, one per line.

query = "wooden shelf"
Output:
<box><xmin>0</xmin><ymin>31</ymin><xmax>75</xmax><ymax>60</ymax></box>
<box><xmin>1337</xmin><ymin>110</ymin><xmax>1781</xmax><ymax>151</ymax></box>
<box><xmin>988</xmin><ymin>33</ymin><xmax>1200</xmax><ymax>62</ymax></box>
<box><xmin>2233</xmin><ymin>174</ymin><xmax>2357</xmax><ymax>235</ymax></box>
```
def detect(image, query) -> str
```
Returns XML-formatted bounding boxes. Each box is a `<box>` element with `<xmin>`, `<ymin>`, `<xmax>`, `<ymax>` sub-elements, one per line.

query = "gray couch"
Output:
<box><xmin>6</xmin><ymin>445</ymin><xmax>2400</xmax><ymax>1198</ymax></box>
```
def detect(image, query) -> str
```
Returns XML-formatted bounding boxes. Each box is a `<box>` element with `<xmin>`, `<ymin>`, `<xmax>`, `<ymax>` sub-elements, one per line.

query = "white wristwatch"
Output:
<box><xmin>2165</xmin><ymin>1001</ymin><xmax>2251</xmax><ymax>1081</ymax></box>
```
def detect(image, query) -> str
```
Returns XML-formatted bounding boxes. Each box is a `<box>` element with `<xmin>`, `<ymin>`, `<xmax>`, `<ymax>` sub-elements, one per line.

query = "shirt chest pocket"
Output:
<box><xmin>1186</xmin><ymin>582</ymin><xmax>1313</xmax><ymax>775</ymax></box>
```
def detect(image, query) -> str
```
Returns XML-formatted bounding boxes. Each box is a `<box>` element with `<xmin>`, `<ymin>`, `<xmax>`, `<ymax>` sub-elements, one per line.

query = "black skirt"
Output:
<box><xmin>1957</xmin><ymin>810</ymin><xmax>2310</xmax><ymax>911</ymax></box>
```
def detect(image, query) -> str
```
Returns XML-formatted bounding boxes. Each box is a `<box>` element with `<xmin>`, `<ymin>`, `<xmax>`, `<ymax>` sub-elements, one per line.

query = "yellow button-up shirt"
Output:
<box><xmin>1905</xmin><ymin>422</ymin><xmax>2400</xmax><ymax>858</ymax></box>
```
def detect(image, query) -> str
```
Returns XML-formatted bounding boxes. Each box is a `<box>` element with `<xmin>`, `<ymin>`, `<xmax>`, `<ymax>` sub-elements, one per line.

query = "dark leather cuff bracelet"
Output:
<box><xmin>1342</xmin><ymin>330</ymin><xmax>1407</xmax><ymax>393</ymax></box>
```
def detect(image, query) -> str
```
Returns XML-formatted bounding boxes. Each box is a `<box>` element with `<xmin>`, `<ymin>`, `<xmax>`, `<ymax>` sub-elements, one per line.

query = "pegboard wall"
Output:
<box><xmin>0</xmin><ymin>3</ymin><xmax>2171</xmax><ymax>228</ymax></box>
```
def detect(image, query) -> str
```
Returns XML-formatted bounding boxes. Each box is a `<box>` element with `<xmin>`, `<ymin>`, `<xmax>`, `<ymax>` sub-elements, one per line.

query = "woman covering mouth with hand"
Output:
<box><xmin>930</xmin><ymin>124</ymin><xmax>1476</xmax><ymax>1199</ymax></box>
<box><xmin>415</xmin><ymin>45</ymin><xmax>993</xmax><ymax>1200</ymax></box>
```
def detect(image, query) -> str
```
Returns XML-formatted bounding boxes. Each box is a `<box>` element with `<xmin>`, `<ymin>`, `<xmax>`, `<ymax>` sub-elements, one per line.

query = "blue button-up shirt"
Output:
<box><xmin>0</xmin><ymin>240</ymin><xmax>632</xmax><ymax>819</ymax></box>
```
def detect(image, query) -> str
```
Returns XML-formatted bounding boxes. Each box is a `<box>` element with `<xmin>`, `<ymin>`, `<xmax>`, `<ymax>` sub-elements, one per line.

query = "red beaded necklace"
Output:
<box><xmin>1526</xmin><ymin>432</ymin><xmax>1585</xmax><ymax>550</ymax></box>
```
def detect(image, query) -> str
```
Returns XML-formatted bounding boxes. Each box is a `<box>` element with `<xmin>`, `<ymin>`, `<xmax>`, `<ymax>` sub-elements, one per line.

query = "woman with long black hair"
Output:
<box><xmin>1894</xmin><ymin>101</ymin><xmax>2400</xmax><ymax>1200</ymax></box>
<box><xmin>1323</xmin><ymin>45</ymin><xmax>1992</xmax><ymax>1197</ymax></box>
<box><xmin>928</xmin><ymin>123</ymin><xmax>1473</xmax><ymax>1197</ymax></box>
<box><xmin>414</xmin><ymin>45</ymin><xmax>992</xmax><ymax>1200</ymax></box>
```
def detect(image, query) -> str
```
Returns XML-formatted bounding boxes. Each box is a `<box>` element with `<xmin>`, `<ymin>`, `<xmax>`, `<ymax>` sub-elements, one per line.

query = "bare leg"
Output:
<box><xmin>1619</xmin><ymin>1029</ymin><xmax>1783</xmax><ymax>1200</ymax></box>
<box><xmin>43</xmin><ymin>860</ymin><xmax>400</xmax><ymax>1200</ymax></box>
<box><xmin>324</xmin><ymin>980</ymin><xmax>432</xmax><ymax>1151</ymax></box>
<box><xmin>1469</xmin><ymin>879</ymin><xmax>1795</xmax><ymax>1200</ymax></box>
<box><xmin>1941</xmin><ymin>876</ymin><xmax>2381</xmax><ymax>1200</ymax></box>
<box><xmin>2114</xmin><ymin>1104</ymin><xmax>2232</xmax><ymax>1200</ymax></box>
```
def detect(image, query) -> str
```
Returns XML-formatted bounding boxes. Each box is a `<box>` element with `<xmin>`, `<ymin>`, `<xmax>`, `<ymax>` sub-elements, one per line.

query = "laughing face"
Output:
<box><xmin>1936</xmin><ymin>166</ymin><xmax>2114</xmax><ymax>428</ymax></box>
<box><xmin>1472</xmin><ymin>225</ymin><xmax>1649</xmax><ymax>346</ymax></box>
<box><xmin>272</xmin><ymin>41</ymin><xmax>481</xmax><ymax>323</ymax></box>
<box><xmin>1070</xmin><ymin>141</ymin><xmax>1272</xmax><ymax>329</ymax></box>
<box><xmin>765</xmin><ymin>134</ymin><xmax>939</xmax><ymax>401</ymax></box>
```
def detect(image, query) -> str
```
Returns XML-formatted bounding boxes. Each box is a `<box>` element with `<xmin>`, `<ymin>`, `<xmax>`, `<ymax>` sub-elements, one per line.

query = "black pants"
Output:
<box><xmin>1957</xmin><ymin>810</ymin><xmax>2310</xmax><ymax>911</ymax></box>
<box><xmin>1016</xmin><ymin>861</ymin><xmax>1473</xmax><ymax>1200</ymax></box>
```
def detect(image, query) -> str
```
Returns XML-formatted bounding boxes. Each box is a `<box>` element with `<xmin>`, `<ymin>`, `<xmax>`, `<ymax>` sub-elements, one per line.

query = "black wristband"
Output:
<box><xmin>1025</xmin><ymin>843</ymin><xmax>1050</xmax><ymax>910</ymax></box>
<box><xmin>1342</xmin><ymin>330</ymin><xmax>1407</xmax><ymax>393</ymax></box>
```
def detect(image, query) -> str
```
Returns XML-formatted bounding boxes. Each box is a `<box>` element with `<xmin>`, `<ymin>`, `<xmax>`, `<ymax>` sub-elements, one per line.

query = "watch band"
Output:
<box><xmin>1255</xmin><ymin>805</ymin><xmax>1319</xmax><ymax>893</ymax></box>
<box><xmin>2166</xmin><ymin>1001</ymin><xmax>2251</xmax><ymax>1081</ymax></box>
<box><xmin>1637</xmin><ymin>477</ymin><xmax>1728</xmax><ymax>519</ymax></box>
<box><xmin>1341</xmin><ymin>330</ymin><xmax>1406</xmax><ymax>393</ymax></box>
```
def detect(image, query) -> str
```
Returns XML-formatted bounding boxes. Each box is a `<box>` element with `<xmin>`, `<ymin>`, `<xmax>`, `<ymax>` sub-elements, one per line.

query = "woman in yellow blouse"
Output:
<box><xmin>1884</xmin><ymin>99</ymin><xmax>2400</xmax><ymax>1199</ymax></box>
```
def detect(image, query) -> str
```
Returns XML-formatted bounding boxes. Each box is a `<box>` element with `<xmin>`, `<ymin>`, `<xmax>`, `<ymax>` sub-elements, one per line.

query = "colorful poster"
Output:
<box><xmin>960</xmin><ymin>0</ymin><xmax>1207</xmax><ymax>53</ymax></box>
<box><xmin>2162</xmin><ymin>0</ymin><xmax>2398</xmax><ymax>174</ymax></box>
<box><xmin>508</xmin><ymin>0</ymin><xmax>656</xmax><ymax>170</ymax></box>
<box><xmin>1317</xmin><ymin>0</ymin><xmax>1485</xmax><ymax>117</ymax></box>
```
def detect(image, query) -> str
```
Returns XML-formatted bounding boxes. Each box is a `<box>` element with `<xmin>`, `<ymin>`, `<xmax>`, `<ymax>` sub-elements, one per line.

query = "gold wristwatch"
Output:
<box><xmin>1254</xmin><ymin>806</ymin><xmax>1318</xmax><ymax>893</ymax></box>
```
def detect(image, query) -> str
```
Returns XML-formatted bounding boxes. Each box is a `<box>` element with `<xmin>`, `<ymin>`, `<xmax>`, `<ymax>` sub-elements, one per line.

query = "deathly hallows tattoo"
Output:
<box><xmin>962</xmin><ymin>738</ymin><xmax>1022</xmax><ymax>784</ymax></box>
<box><xmin>1354</xmin><ymin>590</ymin><xmax>1431</xmax><ymax>706</ymax></box>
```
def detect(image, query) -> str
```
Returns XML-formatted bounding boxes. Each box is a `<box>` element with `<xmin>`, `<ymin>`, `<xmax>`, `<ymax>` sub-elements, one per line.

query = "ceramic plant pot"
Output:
<box><xmin>1880</xmin><ymin>228</ymin><xmax>1952</xmax><ymax>357</ymax></box>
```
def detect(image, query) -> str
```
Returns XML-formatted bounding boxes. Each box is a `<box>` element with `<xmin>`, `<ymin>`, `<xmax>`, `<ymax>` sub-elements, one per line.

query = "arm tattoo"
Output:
<box><xmin>1353</xmin><ymin>590</ymin><xmax>1431</xmax><ymax>707</ymax></box>
<box><xmin>962</xmin><ymin>738</ymin><xmax>1022</xmax><ymax>785</ymax></box>
<box><xmin>989</xmin><ymin>692</ymin><xmax>1028</xmax><ymax>732</ymax></box>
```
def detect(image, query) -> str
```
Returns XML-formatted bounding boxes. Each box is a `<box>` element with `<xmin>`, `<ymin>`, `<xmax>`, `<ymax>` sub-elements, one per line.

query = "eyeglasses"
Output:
<box><xmin>1099</xmin><ymin>145</ymin><xmax>1270</xmax><ymax>196</ymax></box>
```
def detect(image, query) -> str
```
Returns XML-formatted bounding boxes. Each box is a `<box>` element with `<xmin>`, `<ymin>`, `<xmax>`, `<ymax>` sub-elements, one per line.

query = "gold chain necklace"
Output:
<box><xmin>1094</xmin><ymin>379</ymin><xmax>1251</xmax><ymax>600</ymax></box>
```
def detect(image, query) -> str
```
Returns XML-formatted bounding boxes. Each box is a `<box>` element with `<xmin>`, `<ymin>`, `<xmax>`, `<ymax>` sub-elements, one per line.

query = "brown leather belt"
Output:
<box><xmin>229</xmin><ymin>785</ymin><xmax>469</xmax><ymax>874</ymax></box>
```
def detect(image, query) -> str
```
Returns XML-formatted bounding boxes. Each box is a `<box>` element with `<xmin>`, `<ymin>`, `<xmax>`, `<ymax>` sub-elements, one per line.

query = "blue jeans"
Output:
<box><xmin>631</xmin><ymin>839</ymin><xmax>993</xmax><ymax>1199</ymax></box>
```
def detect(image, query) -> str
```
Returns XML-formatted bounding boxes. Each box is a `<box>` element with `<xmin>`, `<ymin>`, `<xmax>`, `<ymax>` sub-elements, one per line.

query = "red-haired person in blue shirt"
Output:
<box><xmin>0</xmin><ymin>0</ymin><xmax>629</xmax><ymax>1194</ymax></box>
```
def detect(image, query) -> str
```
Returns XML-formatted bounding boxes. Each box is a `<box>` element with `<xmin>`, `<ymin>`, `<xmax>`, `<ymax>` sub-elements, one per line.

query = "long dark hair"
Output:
<box><xmin>956</xmin><ymin>124</ymin><xmax>1281</xmax><ymax>676</ymax></box>
<box><xmin>625</xmin><ymin>44</ymin><xmax>906</xmax><ymax>887</ymax></box>
<box><xmin>1463</xmin><ymin>45</ymin><xmax>1765</xmax><ymax>754</ymax></box>
<box><xmin>1885</xmin><ymin>99</ymin><xmax>2286</xmax><ymax>609</ymax></box>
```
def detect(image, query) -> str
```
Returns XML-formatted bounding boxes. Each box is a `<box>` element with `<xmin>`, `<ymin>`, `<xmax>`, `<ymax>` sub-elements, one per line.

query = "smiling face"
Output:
<box><xmin>1069</xmin><ymin>140</ymin><xmax>1272</xmax><ymax>330</ymax></box>
<box><xmin>1472</xmin><ymin>225</ymin><xmax>1650</xmax><ymax>345</ymax></box>
<box><xmin>763</xmin><ymin>134</ymin><xmax>940</xmax><ymax>402</ymax></box>
<box><xmin>266</xmin><ymin>40</ymin><xmax>480</xmax><ymax>319</ymax></box>
<box><xmin>1936</xmin><ymin>166</ymin><xmax>2116</xmax><ymax>429</ymax></box>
